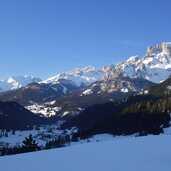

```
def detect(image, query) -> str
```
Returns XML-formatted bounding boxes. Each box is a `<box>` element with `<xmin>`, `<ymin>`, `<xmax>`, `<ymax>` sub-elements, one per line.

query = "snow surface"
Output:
<box><xmin>0</xmin><ymin>130</ymin><xmax>46</xmax><ymax>147</ymax></box>
<box><xmin>0</xmin><ymin>135</ymin><xmax>171</xmax><ymax>171</ymax></box>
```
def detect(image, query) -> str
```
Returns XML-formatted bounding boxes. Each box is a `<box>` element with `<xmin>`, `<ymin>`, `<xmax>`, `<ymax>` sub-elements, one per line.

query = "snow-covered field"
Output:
<box><xmin>0</xmin><ymin>123</ymin><xmax>70</xmax><ymax>148</ymax></box>
<box><xmin>0</xmin><ymin>121</ymin><xmax>171</xmax><ymax>149</ymax></box>
<box><xmin>0</xmin><ymin>135</ymin><xmax>171</xmax><ymax>171</ymax></box>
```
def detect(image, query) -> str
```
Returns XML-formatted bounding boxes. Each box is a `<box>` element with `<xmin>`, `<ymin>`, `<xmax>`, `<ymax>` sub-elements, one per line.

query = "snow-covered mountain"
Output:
<box><xmin>75</xmin><ymin>42</ymin><xmax>171</xmax><ymax>100</ymax></box>
<box><xmin>42</xmin><ymin>66</ymin><xmax>105</xmax><ymax>87</ymax></box>
<box><xmin>113</xmin><ymin>42</ymin><xmax>171</xmax><ymax>83</ymax></box>
<box><xmin>41</xmin><ymin>42</ymin><xmax>171</xmax><ymax>89</ymax></box>
<box><xmin>0</xmin><ymin>76</ymin><xmax>42</xmax><ymax>92</ymax></box>
<box><xmin>76</xmin><ymin>42</ymin><xmax>171</xmax><ymax>97</ymax></box>
<box><xmin>1</xmin><ymin>42</ymin><xmax>171</xmax><ymax>93</ymax></box>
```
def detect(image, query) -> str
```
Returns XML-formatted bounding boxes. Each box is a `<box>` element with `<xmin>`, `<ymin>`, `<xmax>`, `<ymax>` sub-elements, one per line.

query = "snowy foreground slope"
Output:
<box><xmin>0</xmin><ymin>135</ymin><xmax>171</xmax><ymax>171</ymax></box>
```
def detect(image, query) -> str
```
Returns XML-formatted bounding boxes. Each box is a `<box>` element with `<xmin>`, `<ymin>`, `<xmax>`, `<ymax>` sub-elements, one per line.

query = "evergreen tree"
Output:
<box><xmin>21</xmin><ymin>134</ymin><xmax>39</xmax><ymax>153</ymax></box>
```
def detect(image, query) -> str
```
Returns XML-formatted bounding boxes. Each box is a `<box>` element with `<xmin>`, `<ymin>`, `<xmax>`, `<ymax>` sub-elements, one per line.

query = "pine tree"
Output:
<box><xmin>21</xmin><ymin>134</ymin><xmax>39</xmax><ymax>153</ymax></box>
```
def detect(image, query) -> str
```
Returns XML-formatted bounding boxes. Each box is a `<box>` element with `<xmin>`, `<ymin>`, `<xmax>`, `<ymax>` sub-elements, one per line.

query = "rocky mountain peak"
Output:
<box><xmin>146</xmin><ymin>42</ymin><xmax>171</xmax><ymax>57</ymax></box>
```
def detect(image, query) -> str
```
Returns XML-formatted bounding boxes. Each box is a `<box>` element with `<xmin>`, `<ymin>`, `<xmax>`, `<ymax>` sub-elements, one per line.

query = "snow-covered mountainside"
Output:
<box><xmin>0</xmin><ymin>135</ymin><xmax>171</xmax><ymax>171</ymax></box>
<box><xmin>42</xmin><ymin>66</ymin><xmax>105</xmax><ymax>87</ymax></box>
<box><xmin>0</xmin><ymin>66</ymin><xmax>108</xmax><ymax>106</ymax></box>
<box><xmin>71</xmin><ymin>42</ymin><xmax>171</xmax><ymax>100</ymax></box>
<box><xmin>113</xmin><ymin>42</ymin><xmax>171</xmax><ymax>83</ymax></box>
<box><xmin>0</xmin><ymin>76</ymin><xmax>41</xmax><ymax>92</ymax></box>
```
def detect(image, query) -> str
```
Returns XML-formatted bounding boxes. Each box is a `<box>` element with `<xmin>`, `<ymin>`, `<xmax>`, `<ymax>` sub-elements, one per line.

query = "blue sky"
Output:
<box><xmin>0</xmin><ymin>0</ymin><xmax>171</xmax><ymax>79</ymax></box>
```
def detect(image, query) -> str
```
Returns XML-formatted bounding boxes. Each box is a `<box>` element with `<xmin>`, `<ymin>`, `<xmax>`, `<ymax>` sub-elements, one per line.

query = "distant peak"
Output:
<box><xmin>146</xmin><ymin>42</ymin><xmax>171</xmax><ymax>56</ymax></box>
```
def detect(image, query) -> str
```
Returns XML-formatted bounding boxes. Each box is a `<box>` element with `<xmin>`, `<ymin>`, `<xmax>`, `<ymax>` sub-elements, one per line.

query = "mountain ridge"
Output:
<box><xmin>1</xmin><ymin>42</ymin><xmax>171</xmax><ymax>93</ymax></box>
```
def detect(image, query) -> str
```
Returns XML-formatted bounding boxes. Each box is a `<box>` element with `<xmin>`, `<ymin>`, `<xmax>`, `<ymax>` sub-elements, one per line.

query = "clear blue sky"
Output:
<box><xmin>0</xmin><ymin>0</ymin><xmax>171</xmax><ymax>79</ymax></box>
